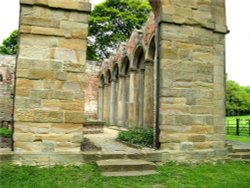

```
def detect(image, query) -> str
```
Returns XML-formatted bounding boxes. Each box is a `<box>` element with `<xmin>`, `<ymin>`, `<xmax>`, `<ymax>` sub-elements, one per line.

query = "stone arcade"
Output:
<box><xmin>2</xmin><ymin>0</ymin><xmax>228</xmax><ymax>164</ymax></box>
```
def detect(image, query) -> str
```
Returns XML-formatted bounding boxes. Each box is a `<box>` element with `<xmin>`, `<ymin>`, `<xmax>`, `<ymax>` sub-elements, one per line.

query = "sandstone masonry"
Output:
<box><xmin>14</xmin><ymin>0</ymin><xmax>91</xmax><ymax>152</ymax></box>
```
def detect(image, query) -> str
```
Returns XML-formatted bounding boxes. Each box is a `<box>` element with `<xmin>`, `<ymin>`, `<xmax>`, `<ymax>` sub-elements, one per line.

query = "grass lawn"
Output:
<box><xmin>226</xmin><ymin>135</ymin><xmax>250</xmax><ymax>142</ymax></box>
<box><xmin>226</xmin><ymin>115</ymin><xmax>250</xmax><ymax>121</ymax></box>
<box><xmin>0</xmin><ymin>161</ymin><xmax>250</xmax><ymax>188</ymax></box>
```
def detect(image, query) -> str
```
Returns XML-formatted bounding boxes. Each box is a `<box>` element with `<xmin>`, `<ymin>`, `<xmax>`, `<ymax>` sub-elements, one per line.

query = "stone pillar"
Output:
<box><xmin>128</xmin><ymin>68</ymin><xmax>138</xmax><ymax>128</ymax></box>
<box><xmin>14</xmin><ymin>0</ymin><xmax>91</xmax><ymax>152</ymax></box>
<box><xmin>117</xmin><ymin>75</ymin><xmax>125</xmax><ymax>126</ymax></box>
<box><xmin>124</xmin><ymin>74</ymin><xmax>130</xmax><ymax>126</ymax></box>
<box><xmin>138</xmin><ymin>68</ymin><xmax>145</xmax><ymax>127</ymax></box>
<box><xmin>103</xmin><ymin>83</ymin><xmax>110</xmax><ymax>124</ymax></box>
<box><xmin>109</xmin><ymin>80</ymin><xmax>116</xmax><ymax>125</ymax></box>
<box><xmin>98</xmin><ymin>86</ymin><xmax>103</xmax><ymax>121</ymax></box>
<box><xmin>152</xmin><ymin>0</ymin><xmax>228</xmax><ymax>154</ymax></box>
<box><xmin>143</xmin><ymin>60</ymin><xmax>154</xmax><ymax>128</ymax></box>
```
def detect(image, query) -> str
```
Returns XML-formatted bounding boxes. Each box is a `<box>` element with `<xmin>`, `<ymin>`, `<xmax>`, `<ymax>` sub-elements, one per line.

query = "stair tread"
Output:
<box><xmin>101</xmin><ymin>170</ymin><xmax>159</xmax><ymax>177</ymax></box>
<box><xmin>97</xmin><ymin>159</ymin><xmax>155</xmax><ymax>166</ymax></box>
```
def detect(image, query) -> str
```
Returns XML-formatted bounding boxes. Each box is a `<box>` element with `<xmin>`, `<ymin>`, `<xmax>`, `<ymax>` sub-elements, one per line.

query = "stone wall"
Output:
<box><xmin>0</xmin><ymin>55</ymin><xmax>15</xmax><ymax>125</ymax></box>
<box><xmin>13</xmin><ymin>0</ymin><xmax>91</xmax><ymax>152</ymax></box>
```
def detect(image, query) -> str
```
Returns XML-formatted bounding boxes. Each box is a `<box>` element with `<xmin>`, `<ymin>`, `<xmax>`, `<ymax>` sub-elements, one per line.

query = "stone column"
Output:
<box><xmin>117</xmin><ymin>75</ymin><xmax>125</xmax><ymax>126</ymax></box>
<box><xmin>109</xmin><ymin>80</ymin><xmax>116</xmax><ymax>125</ymax></box>
<box><xmin>14</xmin><ymin>0</ymin><xmax>91</xmax><ymax>152</ymax></box>
<box><xmin>103</xmin><ymin>83</ymin><xmax>110</xmax><ymax>124</ymax></box>
<box><xmin>128</xmin><ymin>68</ymin><xmax>138</xmax><ymax>128</ymax></box>
<box><xmin>138</xmin><ymin>68</ymin><xmax>145</xmax><ymax>127</ymax></box>
<box><xmin>98</xmin><ymin>86</ymin><xmax>103</xmax><ymax>121</ymax></box>
<box><xmin>124</xmin><ymin>74</ymin><xmax>130</xmax><ymax>126</ymax></box>
<box><xmin>143</xmin><ymin>60</ymin><xmax>154</xmax><ymax>128</ymax></box>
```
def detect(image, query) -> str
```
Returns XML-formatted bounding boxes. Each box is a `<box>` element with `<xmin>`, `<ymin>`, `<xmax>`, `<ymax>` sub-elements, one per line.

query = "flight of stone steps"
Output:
<box><xmin>96</xmin><ymin>159</ymin><xmax>159</xmax><ymax>176</ymax></box>
<box><xmin>227</xmin><ymin>143</ymin><xmax>250</xmax><ymax>163</ymax></box>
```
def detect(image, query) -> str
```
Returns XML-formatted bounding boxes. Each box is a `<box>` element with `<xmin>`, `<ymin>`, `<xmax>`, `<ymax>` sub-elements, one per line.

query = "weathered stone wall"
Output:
<box><xmin>84</xmin><ymin>61</ymin><xmax>100</xmax><ymax>119</ymax></box>
<box><xmin>0</xmin><ymin>55</ymin><xmax>15</xmax><ymax>125</ymax></box>
<box><xmin>14</xmin><ymin>0</ymin><xmax>91</xmax><ymax>152</ymax></box>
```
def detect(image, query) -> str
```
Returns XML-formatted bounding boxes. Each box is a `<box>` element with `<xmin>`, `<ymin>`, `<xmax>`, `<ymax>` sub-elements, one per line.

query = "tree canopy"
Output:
<box><xmin>226</xmin><ymin>78</ymin><xmax>250</xmax><ymax>116</ymax></box>
<box><xmin>0</xmin><ymin>30</ymin><xmax>18</xmax><ymax>55</ymax></box>
<box><xmin>87</xmin><ymin>0</ymin><xmax>151</xmax><ymax>61</ymax></box>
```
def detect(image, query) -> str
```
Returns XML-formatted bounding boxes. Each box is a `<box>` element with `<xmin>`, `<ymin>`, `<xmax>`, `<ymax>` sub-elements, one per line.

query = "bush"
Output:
<box><xmin>117</xmin><ymin>128</ymin><xmax>153</xmax><ymax>147</ymax></box>
<box><xmin>0</xmin><ymin>128</ymin><xmax>12</xmax><ymax>138</ymax></box>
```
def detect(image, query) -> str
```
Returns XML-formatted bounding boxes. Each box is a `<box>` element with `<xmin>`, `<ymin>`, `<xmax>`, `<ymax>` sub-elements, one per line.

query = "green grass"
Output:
<box><xmin>0</xmin><ymin>161</ymin><xmax>250</xmax><ymax>188</ymax></box>
<box><xmin>226</xmin><ymin>115</ymin><xmax>250</xmax><ymax>122</ymax></box>
<box><xmin>226</xmin><ymin>135</ymin><xmax>250</xmax><ymax>142</ymax></box>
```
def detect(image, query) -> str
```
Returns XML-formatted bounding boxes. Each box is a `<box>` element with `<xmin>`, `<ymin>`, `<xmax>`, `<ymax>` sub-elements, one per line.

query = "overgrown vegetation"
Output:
<box><xmin>0</xmin><ymin>161</ymin><xmax>249</xmax><ymax>188</ymax></box>
<box><xmin>0</xmin><ymin>128</ymin><xmax>12</xmax><ymax>138</ymax></box>
<box><xmin>117</xmin><ymin>128</ymin><xmax>153</xmax><ymax>147</ymax></box>
<box><xmin>0</xmin><ymin>30</ymin><xmax>18</xmax><ymax>55</ymax></box>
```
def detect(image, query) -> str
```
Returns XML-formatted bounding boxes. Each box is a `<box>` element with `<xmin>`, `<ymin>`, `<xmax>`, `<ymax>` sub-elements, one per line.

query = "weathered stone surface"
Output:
<box><xmin>64</xmin><ymin>111</ymin><xmax>84</xmax><ymax>123</ymax></box>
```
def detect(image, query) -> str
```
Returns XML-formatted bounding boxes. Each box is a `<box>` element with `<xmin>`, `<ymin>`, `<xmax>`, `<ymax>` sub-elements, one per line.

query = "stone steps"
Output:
<box><xmin>228</xmin><ymin>152</ymin><xmax>250</xmax><ymax>160</ymax></box>
<box><xmin>227</xmin><ymin>143</ymin><xmax>250</xmax><ymax>162</ymax></box>
<box><xmin>96</xmin><ymin>159</ymin><xmax>159</xmax><ymax>176</ymax></box>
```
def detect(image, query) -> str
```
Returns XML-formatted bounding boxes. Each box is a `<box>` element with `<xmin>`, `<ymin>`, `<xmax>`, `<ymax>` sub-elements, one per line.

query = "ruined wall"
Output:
<box><xmin>0</xmin><ymin>55</ymin><xmax>15</xmax><ymax>125</ymax></box>
<box><xmin>14</xmin><ymin>0</ymin><xmax>91</xmax><ymax>152</ymax></box>
<box><xmin>84</xmin><ymin>61</ymin><xmax>100</xmax><ymax>119</ymax></box>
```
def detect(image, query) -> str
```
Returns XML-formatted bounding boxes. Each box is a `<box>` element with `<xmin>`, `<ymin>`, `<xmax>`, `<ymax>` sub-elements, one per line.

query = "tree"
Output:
<box><xmin>226</xmin><ymin>78</ymin><xmax>250</xmax><ymax>116</ymax></box>
<box><xmin>0</xmin><ymin>30</ymin><xmax>18</xmax><ymax>55</ymax></box>
<box><xmin>87</xmin><ymin>0</ymin><xmax>151</xmax><ymax>61</ymax></box>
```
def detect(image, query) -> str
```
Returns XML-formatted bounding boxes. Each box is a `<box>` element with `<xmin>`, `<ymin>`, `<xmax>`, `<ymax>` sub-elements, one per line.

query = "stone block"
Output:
<box><xmin>50</xmin><ymin>123</ymin><xmax>82</xmax><ymax>134</ymax></box>
<box><xmin>180</xmin><ymin>142</ymin><xmax>193</xmax><ymax>151</ymax></box>
<box><xmin>188</xmin><ymin>134</ymin><xmax>206</xmax><ymax>142</ymax></box>
<box><xmin>191</xmin><ymin>125</ymin><xmax>214</xmax><ymax>134</ymax></box>
<box><xmin>52</xmin><ymin>48</ymin><xmax>78</xmax><ymax>63</ymax></box>
<box><xmin>15</xmin><ymin>78</ymin><xmax>34</xmax><ymax>89</ymax></box>
<box><xmin>15</xmin><ymin>122</ymin><xmax>50</xmax><ymax>134</ymax></box>
<box><xmin>64</xmin><ymin>111</ymin><xmax>84</xmax><ymax>123</ymax></box>
<box><xmin>175</xmin><ymin>115</ymin><xmax>193</xmax><ymax>125</ymax></box>
<box><xmin>29</xmin><ymin>69</ymin><xmax>56</xmax><ymax>80</ymax></box>
<box><xmin>193</xmin><ymin>142</ymin><xmax>213</xmax><ymax>150</ymax></box>
<box><xmin>14</xmin><ymin>141</ymin><xmax>43</xmax><ymax>152</ymax></box>
<box><xmin>20</xmin><ymin>16</ymin><xmax>60</xmax><ymax>28</ymax></box>
<box><xmin>160</xmin><ymin>132</ymin><xmax>188</xmax><ymax>143</ymax></box>
<box><xmin>34</xmin><ymin>110</ymin><xmax>64</xmax><ymax>123</ymax></box>
<box><xmin>54</xmin><ymin>142</ymin><xmax>81</xmax><ymax>152</ymax></box>
<box><xmin>13</xmin><ymin>133</ymin><xmax>35</xmax><ymax>142</ymax></box>
<box><xmin>58</xmin><ymin>38</ymin><xmax>87</xmax><ymax>51</ymax></box>
<box><xmin>63</xmin><ymin>62</ymin><xmax>85</xmax><ymax>73</ymax></box>
<box><xmin>52</xmin><ymin>91</ymin><xmax>74</xmax><ymax>100</ymax></box>
<box><xmin>14</xmin><ymin>109</ymin><xmax>35</xmax><ymax>122</ymax></box>
<box><xmin>15</xmin><ymin>88</ymin><xmax>30</xmax><ymax>97</ymax></box>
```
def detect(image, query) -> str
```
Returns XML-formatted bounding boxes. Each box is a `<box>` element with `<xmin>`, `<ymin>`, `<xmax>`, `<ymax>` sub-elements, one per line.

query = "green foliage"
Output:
<box><xmin>226</xmin><ymin>78</ymin><xmax>250</xmax><ymax>116</ymax></box>
<box><xmin>0</xmin><ymin>161</ymin><xmax>250</xmax><ymax>188</ymax></box>
<box><xmin>0</xmin><ymin>30</ymin><xmax>18</xmax><ymax>55</ymax></box>
<box><xmin>0</xmin><ymin>128</ymin><xmax>12</xmax><ymax>138</ymax></box>
<box><xmin>87</xmin><ymin>0</ymin><xmax>151</xmax><ymax>60</ymax></box>
<box><xmin>117</xmin><ymin>128</ymin><xmax>153</xmax><ymax>147</ymax></box>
